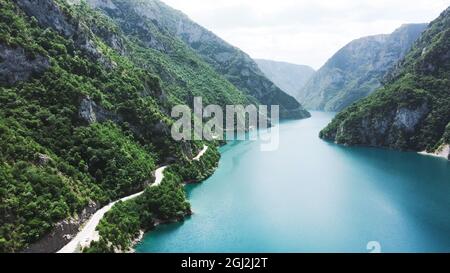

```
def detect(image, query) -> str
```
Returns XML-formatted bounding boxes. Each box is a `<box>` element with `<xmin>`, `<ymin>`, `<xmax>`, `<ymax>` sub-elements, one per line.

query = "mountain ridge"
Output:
<box><xmin>320</xmin><ymin>7</ymin><xmax>450</xmax><ymax>160</ymax></box>
<box><xmin>86</xmin><ymin>0</ymin><xmax>310</xmax><ymax>119</ymax></box>
<box><xmin>298</xmin><ymin>23</ymin><xmax>428</xmax><ymax>111</ymax></box>
<box><xmin>255</xmin><ymin>59</ymin><xmax>315</xmax><ymax>98</ymax></box>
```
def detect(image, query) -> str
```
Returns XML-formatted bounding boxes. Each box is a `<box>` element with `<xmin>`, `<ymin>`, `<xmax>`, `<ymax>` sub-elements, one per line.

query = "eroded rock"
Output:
<box><xmin>0</xmin><ymin>44</ymin><xmax>50</xmax><ymax>85</ymax></box>
<box><xmin>79</xmin><ymin>97</ymin><xmax>120</xmax><ymax>124</ymax></box>
<box><xmin>36</xmin><ymin>153</ymin><xmax>52</xmax><ymax>166</ymax></box>
<box><xmin>23</xmin><ymin>202</ymin><xmax>100</xmax><ymax>253</ymax></box>
<box><xmin>393</xmin><ymin>103</ymin><xmax>429</xmax><ymax>132</ymax></box>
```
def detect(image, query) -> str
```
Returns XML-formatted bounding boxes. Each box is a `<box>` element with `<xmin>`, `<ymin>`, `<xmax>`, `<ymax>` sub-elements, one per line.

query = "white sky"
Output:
<box><xmin>162</xmin><ymin>0</ymin><xmax>450</xmax><ymax>69</ymax></box>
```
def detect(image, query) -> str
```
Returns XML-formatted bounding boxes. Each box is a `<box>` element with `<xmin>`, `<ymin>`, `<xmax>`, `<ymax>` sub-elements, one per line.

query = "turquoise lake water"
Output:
<box><xmin>135</xmin><ymin>112</ymin><xmax>450</xmax><ymax>253</ymax></box>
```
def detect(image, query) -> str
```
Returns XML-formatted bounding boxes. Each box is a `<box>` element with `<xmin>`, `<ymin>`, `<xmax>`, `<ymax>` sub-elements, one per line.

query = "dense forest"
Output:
<box><xmin>4</xmin><ymin>0</ymin><xmax>447</xmax><ymax>254</ymax></box>
<box><xmin>0</xmin><ymin>0</ymin><xmax>306</xmax><ymax>252</ymax></box>
<box><xmin>84</xmin><ymin>171</ymin><xmax>192</xmax><ymax>253</ymax></box>
<box><xmin>320</xmin><ymin>7</ymin><xmax>450</xmax><ymax>157</ymax></box>
<box><xmin>84</xmin><ymin>146</ymin><xmax>220</xmax><ymax>253</ymax></box>
<box><xmin>0</xmin><ymin>0</ymin><xmax>175</xmax><ymax>252</ymax></box>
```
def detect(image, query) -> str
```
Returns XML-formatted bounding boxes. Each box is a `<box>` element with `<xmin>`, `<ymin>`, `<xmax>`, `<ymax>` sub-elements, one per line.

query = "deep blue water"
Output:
<box><xmin>135</xmin><ymin>112</ymin><xmax>450</xmax><ymax>253</ymax></box>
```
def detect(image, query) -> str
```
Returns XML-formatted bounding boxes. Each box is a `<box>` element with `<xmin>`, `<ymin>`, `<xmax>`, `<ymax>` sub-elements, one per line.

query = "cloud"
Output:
<box><xmin>162</xmin><ymin>0</ymin><xmax>450</xmax><ymax>69</ymax></box>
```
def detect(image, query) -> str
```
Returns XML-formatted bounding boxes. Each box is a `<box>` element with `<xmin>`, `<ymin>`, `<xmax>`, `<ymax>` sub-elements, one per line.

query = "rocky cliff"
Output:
<box><xmin>0</xmin><ymin>44</ymin><xmax>50</xmax><ymax>85</ymax></box>
<box><xmin>320</xmin><ymin>7</ymin><xmax>450</xmax><ymax>159</ymax></box>
<box><xmin>22</xmin><ymin>202</ymin><xmax>100</xmax><ymax>253</ymax></box>
<box><xmin>299</xmin><ymin>23</ymin><xmax>427</xmax><ymax>111</ymax></box>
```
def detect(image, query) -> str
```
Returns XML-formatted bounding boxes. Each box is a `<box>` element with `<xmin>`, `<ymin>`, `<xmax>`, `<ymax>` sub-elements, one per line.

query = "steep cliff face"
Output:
<box><xmin>15</xmin><ymin>0</ymin><xmax>115</xmax><ymax>64</ymax></box>
<box><xmin>320</xmin><ymin>7</ymin><xmax>450</xmax><ymax>157</ymax></box>
<box><xmin>0</xmin><ymin>44</ymin><xmax>50</xmax><ymax>85</ymax></box>
<box><xmin>299</xmin><ymin>23</ymin><xmax>427</xmax><ymax>111</ymax></box>
<box><xmin>85</xmin><ymin>0</ymin><xmax>310</xmax><ymax>119</ymax></box>
<box><xmin>255</xmin><ymin>59</ymin><xmax>315</xmax><ymax>98</ymax></box>
<box><xmin>22</xmin><ymin>202</ymin><xmax>100</xmax><ymax>253</ymax></box>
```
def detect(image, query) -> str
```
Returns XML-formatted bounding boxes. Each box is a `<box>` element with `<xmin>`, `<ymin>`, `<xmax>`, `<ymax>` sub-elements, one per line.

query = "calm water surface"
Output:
<box><xmin>136</xmin><ymin>112</ymin><xmax>450</xmax><ymax>253</ymax></box>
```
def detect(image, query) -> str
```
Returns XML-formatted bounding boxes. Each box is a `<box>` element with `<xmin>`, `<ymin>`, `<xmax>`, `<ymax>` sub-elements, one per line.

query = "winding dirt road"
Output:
<box><xmin>57</xmin><ymin>146</ymin><xmax>207</xmax><ymax>253</ymax></box>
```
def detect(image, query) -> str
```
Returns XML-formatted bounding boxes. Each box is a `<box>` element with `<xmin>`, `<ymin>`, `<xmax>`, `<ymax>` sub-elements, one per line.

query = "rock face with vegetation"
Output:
<box><xmin>84</xmin><ymin>0</ymin><xmax>310</xmax><ymax>119</ymax></box>
<box><xmin>0</xmin><ymin>0</ymin><xmax>291</xmax><ymax>253</ymax></box>
<box><xmin>320</xmin><ymin>7</ymin><xmax>450</xmax><ymax>159</ymax></box>
<box><xmin>299</xmin><ymin>23</ymin><xmax>427</xmax><ymax>111</ymax></box>
<box><xmin>255</xmin><ymin>59</ymin><xmax>315</xmax><ymax>97</ymax></box>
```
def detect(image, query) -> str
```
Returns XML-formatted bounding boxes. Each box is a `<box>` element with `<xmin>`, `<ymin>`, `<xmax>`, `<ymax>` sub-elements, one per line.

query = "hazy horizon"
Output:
<box><xmin>163</xmin><ymin>0</ymin><xmax>450</xmax><ymax>69</ymax></box>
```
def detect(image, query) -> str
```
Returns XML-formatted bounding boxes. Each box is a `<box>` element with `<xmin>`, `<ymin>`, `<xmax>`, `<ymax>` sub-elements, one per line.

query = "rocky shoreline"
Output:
<box><xmin>127</xmin><ymin>218</ymin><xmax>188</xmax><ymax>252</ymax></box>
<box><xmin>419</xmin><ymin>144</ymin><xmax>450</xmax><ymax>160</ymax></box>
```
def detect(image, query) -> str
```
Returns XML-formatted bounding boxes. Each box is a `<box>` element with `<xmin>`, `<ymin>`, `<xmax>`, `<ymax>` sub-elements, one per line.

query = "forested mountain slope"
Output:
<box><xmin>0</xmin><ymin>0</ymin><xmax>246</xmax><ymax>252</ymax></box>
<box><xmin>84</xmin><ymin>0</ymin><xmax>310</xmax><ymax>119</ymax></box>
<box><xmin>320</xmin><ymin>7</ymin><xmax>450</xmax><ymax>160</ymax></box>
<box><xmin>299</xmin><ymin>23</ymin><xmax>427</xmax><ymax>111</ymax></box>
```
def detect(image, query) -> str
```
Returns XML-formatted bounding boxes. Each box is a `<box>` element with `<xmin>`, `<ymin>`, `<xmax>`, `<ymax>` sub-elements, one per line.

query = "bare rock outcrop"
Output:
<box><xmin>22</xmin><ymin>202</ymin><xmax>100</xmax><ymax>253</ymax></box>
<box><xmin>0</xmin><ymin>44</ymin><xmax>50</xmax><ymax>85</ymax></box>
<box><xmin>79</xmin><ymin>96</ymin><xmax>120</xmax><ymax>124</ymax></box>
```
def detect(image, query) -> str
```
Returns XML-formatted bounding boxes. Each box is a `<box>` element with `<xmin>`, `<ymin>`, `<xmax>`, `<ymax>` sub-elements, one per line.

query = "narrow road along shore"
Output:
<box><xmin>57</xmin><ymin>145</ymin><xmax>208</xmax><ymax>253</ymax></box>
<box><xmin>153</xmin><ymin>166</ymin><xmax>168</xmax><ymax>187</ymax></box>
<box><xmin>193</xmin><ymin>145</ymin><xmax>208</xmax><ymax>161</ymax></box>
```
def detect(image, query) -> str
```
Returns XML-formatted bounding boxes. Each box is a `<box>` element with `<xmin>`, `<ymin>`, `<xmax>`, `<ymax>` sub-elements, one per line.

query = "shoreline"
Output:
<box><xmin>57</xmin><ymin>190</ymin><xmax>148</xmax><ymax>253</ymax></box>
<box><xmin>57</xmin><ymin>145</ymin><xmax>209</xmax><ymax>253</ymax></box>
<box><xmin>130</xmin><ymin>146</ymin><xmax>215</xmax><ymax>252</ymax></box>
<box><xmin>58</xmin><ymin>165</ymin><xmax>168</xmax><ymax>253</ymax></box>
<box><xmin>129</xmin><ymin>170</ymin><xmax>219</xmax><ymax>252</ymax></box>
<box><xmin>129</xmin><ymin>216</ymin><xmax>191</xmax><ymax>252</ymax></box>
<box><xmin>418</xmin><ymin>144</ymin><xmax>450</xmax><ymax>160</ymax></box>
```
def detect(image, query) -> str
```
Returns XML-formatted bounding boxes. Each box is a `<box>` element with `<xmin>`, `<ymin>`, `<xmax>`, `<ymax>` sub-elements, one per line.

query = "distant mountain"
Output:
<box><xmin>298</xmin><ymin>23</ymin><xmax>428</xmax><ymax>111</ymax></box>
<box><xmin>255</xmin><ymin>59</ymin><xmax>315</xmax><ymax>97</ymax></box>
<box><xmin>320</xmin><ymin>7</ymin><xmax>450</xmax><ymax>160</ymax></box>
<box><xmin>86</xmin><ymin>0</ymin><xmax>310</xmax><ymax>119</ymax></box>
